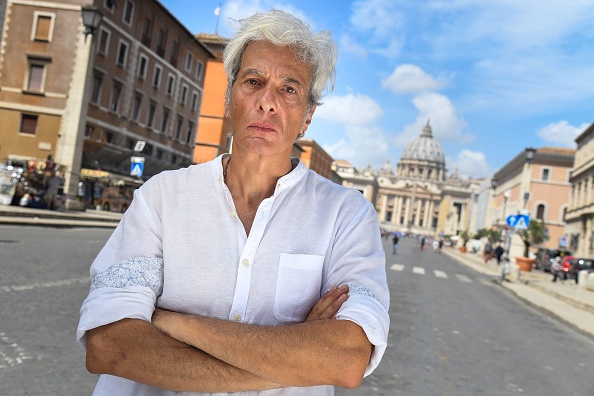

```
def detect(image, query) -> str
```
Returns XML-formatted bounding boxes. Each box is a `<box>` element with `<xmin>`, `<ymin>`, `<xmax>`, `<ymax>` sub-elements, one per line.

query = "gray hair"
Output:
<box><xmin>223</xmin><ymin>9</ymin><xmax>338</xmax><ymax>108</ymax></box>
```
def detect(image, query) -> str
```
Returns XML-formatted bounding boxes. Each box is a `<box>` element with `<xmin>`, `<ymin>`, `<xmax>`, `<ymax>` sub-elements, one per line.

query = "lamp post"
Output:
<box><xmin>81</xmin><ymin>6</ymin><xmax>103</xmax><ymax>42</ymax></box>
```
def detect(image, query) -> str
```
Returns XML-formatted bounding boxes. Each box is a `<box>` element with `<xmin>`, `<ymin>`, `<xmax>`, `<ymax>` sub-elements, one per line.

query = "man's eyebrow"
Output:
<box><xmin>239</xmin><ymin>69</ymin><xmax>305</xmax><ymax>87</ymax></box>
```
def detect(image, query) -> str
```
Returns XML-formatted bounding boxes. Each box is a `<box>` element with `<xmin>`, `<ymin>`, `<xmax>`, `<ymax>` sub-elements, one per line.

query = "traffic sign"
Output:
<box><xmin>506</xmin><ymin>214</ymin><xmax>530</xmax><ymax>230</ymax></box>
<box><xmin>130</xmin><ymin>156</ymin><xmax>145</xmax><ymax>177</ymax></box>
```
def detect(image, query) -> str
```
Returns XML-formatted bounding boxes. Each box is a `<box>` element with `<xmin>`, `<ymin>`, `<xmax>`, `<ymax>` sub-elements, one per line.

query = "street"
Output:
<box><xmin>1</xmin><ymin>226</ymin><xmax>594</xmax><ymax>395</ymax></box>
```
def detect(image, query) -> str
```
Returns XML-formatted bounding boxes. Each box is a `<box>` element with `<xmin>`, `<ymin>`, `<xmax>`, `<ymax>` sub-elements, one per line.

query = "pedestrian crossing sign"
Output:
<box><xmin>130</xmin><ymin>156</ymin><xmax>145</xmax><ymax>177</ymax></box>
<box><xmin>506</xmin><ymin>214</ymin><xmax>530</xmax><ymax>230</ymax></box>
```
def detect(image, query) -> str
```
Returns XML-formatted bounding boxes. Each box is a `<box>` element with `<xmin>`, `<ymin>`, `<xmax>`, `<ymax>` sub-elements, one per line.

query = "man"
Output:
<box><xmin>77</xmin><ymin>10</ymin><xmax>390</xmax><ymax>395</ymax></box>
<box><xmin>494</xmin><ymin>244</ymin><xmax>504</xmax><ymax>265</ymax></box>
<box><xmin>392</xmin><ymin>233</ymin><xmax>399</xmax><ymax>254</ymax></box>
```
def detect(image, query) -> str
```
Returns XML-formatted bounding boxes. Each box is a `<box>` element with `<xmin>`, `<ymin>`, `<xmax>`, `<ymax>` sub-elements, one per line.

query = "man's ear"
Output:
<box><xmin>301</xmin><ymin>104</ymin><xmax>317</xmax><ymax>133</ymax></box>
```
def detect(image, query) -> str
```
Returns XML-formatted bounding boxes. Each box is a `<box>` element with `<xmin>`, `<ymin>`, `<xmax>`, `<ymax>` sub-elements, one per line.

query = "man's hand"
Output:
<box><xmin>305</xmin><ymin>284</ymin><xmax>349</xmax><ymax>322</ymax></box>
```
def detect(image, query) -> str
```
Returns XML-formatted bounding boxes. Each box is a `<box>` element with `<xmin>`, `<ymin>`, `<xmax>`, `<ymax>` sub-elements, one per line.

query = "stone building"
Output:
<box><xmin>565</xmin><ymin>123</ymin><xmax>594</xmax><ymax>256</ymax></box>
<box><xmin>334</xmin><ymin>121</ymin><xmax>479</xmax><ymax>237</ymax></box>
<box><xmin>0</xmin><ymin>0</ymin><xmax>214</xmax><ymax>198</ymax></box>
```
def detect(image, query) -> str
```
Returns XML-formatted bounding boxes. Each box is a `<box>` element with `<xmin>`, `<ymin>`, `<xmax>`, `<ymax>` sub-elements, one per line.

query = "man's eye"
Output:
<box><xmin>246</xmin><ymin>79</ymin><xmax>259</xmax><ymax>85</ymax></box>
<box><xmin>285</xmin><ymin>87</ymin><xmax>296</xmax><ymax>94</ymax></box>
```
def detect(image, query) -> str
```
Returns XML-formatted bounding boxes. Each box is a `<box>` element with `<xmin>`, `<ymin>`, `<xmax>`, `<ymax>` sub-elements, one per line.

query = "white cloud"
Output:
<box><xmin>323</xmin><ymin>125</ymin><xmax>390</xmax><ymax>169</ymax></box>
<box><xmin>340</xmin><ymin>34</ymin><xmax>367</xmax><ymax>57</ymax></box>
<box><xmin>394</xmin><ymin>93</ymin><xmax>473</xmax><ymax>147</ymax></box>
<box><xmin>315</xmin><ymin>93</ymin><xmax>383</xmax><ymax>126</ymax></box>
<box><xmin>382</xmin><ymin>64</ymin><xmax>446</xmax><ymax>94</ymax></box>
<box><xmin>449</xmin><ymin>150</ymin><xmax>492</xmax><ymax>179</ymax></box>
<box><xmin>537</xmin><ymin>121</ymin><xmax>590</xmax><ymax>148</ymax></box>
<box><xmin>349</xmin><ymin>0</ymin><xmax>406</xmax><ymax>58</ymax></box>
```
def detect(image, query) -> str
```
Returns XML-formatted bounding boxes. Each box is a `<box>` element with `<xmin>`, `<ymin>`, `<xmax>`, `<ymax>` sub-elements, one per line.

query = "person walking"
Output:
<box><xmin>552</xmin><ymin>256</ymin><xmax>562</xmax><ymax>282</ymax></box>
<box><xmin>77</xmin><ymin>10</ymin><xmax>389</xmax><ymax>396</ymax></box>
<box><xmin>392</xmin><ymin>233</ymin><xmax>399</xmax><ymax>254</ymax></box>
<box><xmin>494</xmin><ymin>244</ymin><xmax>504</xmax><ymax>266</ymax></box>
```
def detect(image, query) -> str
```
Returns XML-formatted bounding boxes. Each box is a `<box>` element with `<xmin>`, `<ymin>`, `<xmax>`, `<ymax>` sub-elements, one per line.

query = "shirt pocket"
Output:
<box><xmin>274</xmin><ymin>253</ymin><xmax>325</xmax><ymax>323</ymax></box>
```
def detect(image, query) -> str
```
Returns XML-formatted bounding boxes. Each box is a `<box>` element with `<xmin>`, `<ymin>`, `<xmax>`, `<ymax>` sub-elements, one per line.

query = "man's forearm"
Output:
<box><xmin>153</xmin><ymin>312</ymin><xmax>372</xmax><ymax>389</ymax></box>
<box><xmin>85</xmin><ymin>318</ymin><xmax>282</xmax><ymax>392</ymax></box>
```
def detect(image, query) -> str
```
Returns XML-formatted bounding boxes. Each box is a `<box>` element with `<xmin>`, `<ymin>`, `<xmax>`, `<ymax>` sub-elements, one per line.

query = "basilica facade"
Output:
<box><xmin>334</xmin><ymin>122</ymin><xmax>481</xmax><ymax>237</ymax></box>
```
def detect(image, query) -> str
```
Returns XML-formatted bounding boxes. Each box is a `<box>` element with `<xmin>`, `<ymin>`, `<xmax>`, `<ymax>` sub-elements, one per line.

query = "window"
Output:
<box><xmin>195</xmin><ymin>60</ymin><xmax>204</xmax><ymax>81</ymax></box>
<box><xmin>184</xmin><ymin>52</ymin><xmax>193</xmax><ymax>72</ymax></box>
<box><xmin>91</xmin><ymin>73</ymin><xmax>103</xmax><ymax>104</ymax></box>
<box><xmin>104</xmin><ymin>0</ymin><xmax>116</xmax><ymax>12</ymax></box>
<box><xmin>152</xmin><ymin>65</ymin><xmax>162</xmax><ymax>88</ymax></box>
<box><xmin>156</xmin><ymin>149</ymin><xmax>163</xmax><ymax>160</ymax></box>
<box><xmin>104</xmin><ymin>131</ymin><xmax>114</xmax><ymax>143</ymax></box>
<box><xmin>191</xmin><ymin>91</ymin><xmax>200</xmax><ymax>112</ymax></box>
<box><xmin>176</xmin><ymin>116</ymin><xmax>184</xmax><ymax>140</ymax></box>
<box><xmin>141</xmin><ymin>17</ymin><xmax>152</xmax><ymax>46</ymax></box>
<box><xmin>32</xmin><ymin>12</ymin><xmax>54</xmax><ymax>42</ymax></box>
<box><xmin>161</xmin><ymin>108</ymin><xmax>170</xmax><ymax>133</ymax></box>
<box><xmin>186</xmin><ymin>121</ymin><xmax>194</xmax><ymax>144</ymax></box>
<box><xmin>542</xmin><ymin>168</ymin><xmax>550</xmax><ymax>181</ymax></box>
<box><xmin>85</xmin><ymin>125</ymin><xmax>95</xmax><ymax>138</ymax></box>
<box><xmin>137</xmin><ymin>54</ymin><xmax>148</xmax><ymax>80</ymax></box>
<box><xmin>117</xmin><ymin>40</ymin><xmax>129</xmax><ymax>68</ymax></box>
<box><xmin>123</xmin><ymin>0</ymin><xmax>134</xmax><ymax>25</ymax></box>
<box><xmin>110</xmin><ymin>80</ymin><xmax>122</xmax><ymax>112</ymax></box>
<box><xmin>156</xmin><ymin>29</ymin><xmax>166</xmax><ymax>57</ymax></box>
<box><xmin>166</xmin><ymin>74</ymin><xmax>175</xmax><ymax>96</ymax></box>
<box><xmin>97</xmin><ymin>28</ymin><xmax>110</xmax><ymax>56</ymax></box>
<box><xmin>20</xmin><ymin>114</ymin><xmax>38</xmax><ymax>134</ymax></box>
<box><xmin>147</xmin><ymin>100</ymin><xmax>156</xmax><ymax>128</ymax></box>
<box><xmin>132</xmin><ymin>92</ymin><xmax>142</xmax><ymax>121</ymax></box>
<box><xmin>180</xmin><ymin>84</ymin><xmax>188</xmax><ymax>105</ymax></box>
<box><xmin>169</xmin><ymin>40</ymin><xmax>179</xmax><ymax>66</ymax></box>
<box><xmin>536</xmin><ymin>204</ymin><xmax>546</xmax><ymax>220</ymax></box>
<box><xmin>26</xmin><ymin>63</ymin><xmax>45</xmax><ymax>93</ymax></box>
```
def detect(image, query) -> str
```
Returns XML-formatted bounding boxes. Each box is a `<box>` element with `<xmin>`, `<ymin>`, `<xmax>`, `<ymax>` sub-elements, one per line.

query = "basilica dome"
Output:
<box><xmin>401</xmin><ymin>121</ymin><xmax>445</xmax><ymax>165</ymax></box>
<box><xmin>397</xmin><ymin>120</ymin><xmax>446</xmax><ymax>182</ymax></box>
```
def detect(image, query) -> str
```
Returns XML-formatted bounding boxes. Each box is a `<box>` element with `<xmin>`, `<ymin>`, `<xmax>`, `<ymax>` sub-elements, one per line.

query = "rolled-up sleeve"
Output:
<box><xmin>77</xmin><ymin>257</ymin><xmax>164</xmax><ymax>346</ymax></box>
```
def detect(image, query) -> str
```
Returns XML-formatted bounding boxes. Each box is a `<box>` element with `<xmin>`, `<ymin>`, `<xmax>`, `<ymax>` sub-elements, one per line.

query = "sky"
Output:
<box><xmin>160</xmin><ymin>0</ymin><xmax>594</xmax><ymax>179</ymax></box>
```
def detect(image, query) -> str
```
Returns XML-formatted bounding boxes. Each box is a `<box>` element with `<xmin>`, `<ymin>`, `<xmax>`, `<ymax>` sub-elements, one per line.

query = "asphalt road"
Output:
<box><xmin>1</xmin><ymin>226</ymin><xmax>594</xmax><ymax>395</ymax></box>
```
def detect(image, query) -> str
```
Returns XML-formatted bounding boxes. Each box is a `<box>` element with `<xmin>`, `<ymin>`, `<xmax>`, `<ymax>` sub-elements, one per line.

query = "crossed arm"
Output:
<box><xmin>85</xmin><ymin>285</ymin><xmax>372</xmax><ymax>392</ymax></box>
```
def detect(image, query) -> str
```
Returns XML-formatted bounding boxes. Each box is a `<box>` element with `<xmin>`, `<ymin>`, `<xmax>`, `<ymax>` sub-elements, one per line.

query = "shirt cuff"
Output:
<box><xmin>335</xmin><ymin>293</ymin><xmax>390</xmax><ymax>377</ymax></box>
<box><xmin>77</xmin><ymin>286</ymin><xmax>157</xmax><ymax>347</ymax></box>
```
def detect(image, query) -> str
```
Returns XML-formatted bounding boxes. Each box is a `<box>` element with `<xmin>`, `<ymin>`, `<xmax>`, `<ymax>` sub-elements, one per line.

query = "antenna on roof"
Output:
<box><xmin>214</xmin><ymin>3</ymin><xmax>222</xmax><ymax>35</ymax></box>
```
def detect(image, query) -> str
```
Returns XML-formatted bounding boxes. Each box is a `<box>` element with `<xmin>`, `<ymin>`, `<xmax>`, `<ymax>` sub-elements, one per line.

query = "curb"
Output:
<box><xmin>0</xmin><ymin>216</ymin><xmax>120</xmax><ymax>228</ymax></box>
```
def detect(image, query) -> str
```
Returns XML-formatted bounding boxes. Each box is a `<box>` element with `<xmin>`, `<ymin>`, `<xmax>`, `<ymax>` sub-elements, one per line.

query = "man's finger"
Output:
<box><xmin>305</xmin><ymin>285</ymin><xmax>349</xmax><ymax>321</ymax></box>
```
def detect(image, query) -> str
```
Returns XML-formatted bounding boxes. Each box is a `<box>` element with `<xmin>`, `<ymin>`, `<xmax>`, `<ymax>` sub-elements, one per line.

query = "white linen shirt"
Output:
<box><xmin>77</xmin><ymin>155</ymin><xmax>390</xmax><ymax>396</ymax></box>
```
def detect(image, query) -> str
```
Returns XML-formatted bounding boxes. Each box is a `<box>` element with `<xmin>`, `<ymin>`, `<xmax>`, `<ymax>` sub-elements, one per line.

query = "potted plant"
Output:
<box><xmin>516</xmin><ymin>220</ymin><xmax>549</xmax><ymax>271</ymax></box>
<box><xmin>459</xmin><ymin>230</ymin><xmax>471</xmax><ymax>253</ymax></box>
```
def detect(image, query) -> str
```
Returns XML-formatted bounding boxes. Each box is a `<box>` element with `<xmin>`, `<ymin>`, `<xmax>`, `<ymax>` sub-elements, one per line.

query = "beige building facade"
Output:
<box><xmin>491</xmin><ymin>147</ymin><xmax>574</xmax><ymax>255</ymax></box>
<box><xmin>565</xmin><ymin>123</ymin><xmax>594</xmax><ymax>257</ymax></box>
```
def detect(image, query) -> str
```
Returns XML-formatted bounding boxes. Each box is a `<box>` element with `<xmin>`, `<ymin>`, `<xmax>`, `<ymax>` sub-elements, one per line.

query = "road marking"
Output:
<box><xmin>456</xmin><ymin>274</ymin><xmax>472</xmax><ymax>283</ymax></box>
<box><xmin>0</xmin><ymin>277</ymin><xmax>89</xmax><ymax>293</ymax></box>
<box><xmin>434</xmin><ymin>270</ymin><xmax>448</xmax><ymax>278</ymax></box>
<box><xmin>390</xmin><ymin>264</ymin><xmax>405</xmax><ymax>271</ymax></box>
<box><xmin>0</xmin><ymin>332</ymin><xmax>32</xmax><ymax>369</ymax></box>
<box><xmin>413</xmin><ymin>267</ymin><xmax>425</xmax><ymax>275</ymax></box>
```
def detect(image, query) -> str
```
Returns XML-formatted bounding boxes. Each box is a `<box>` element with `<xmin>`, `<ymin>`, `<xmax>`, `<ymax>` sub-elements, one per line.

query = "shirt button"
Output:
<box><xmin>231</xmin><ymin>210</ymin><xmax>236</xmax><ymax>216</ymax></box>
<box><xmin>218</xmin><ymin>176</ymin><xmax>223</xmax><ymax>183</ymax></box>
<box><xmin>242</xmin><ymin>259</ymin><xmax>249</xmax><ymax>267</ymax></box>
<box><xmin>233</xmin><ymin>313</ymin><xmax>241</xmax><ymax>321</ymax></box>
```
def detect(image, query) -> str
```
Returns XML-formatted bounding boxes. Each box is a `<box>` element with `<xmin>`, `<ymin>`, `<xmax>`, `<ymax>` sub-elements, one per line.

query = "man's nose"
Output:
<box><xmin>258</xmin><ymin>87</ymin><xmax>277</xmax><ymax>113</ymax></box>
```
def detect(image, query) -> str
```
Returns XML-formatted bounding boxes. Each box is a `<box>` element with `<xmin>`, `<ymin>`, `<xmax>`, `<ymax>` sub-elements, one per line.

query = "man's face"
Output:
<box><xmin>228</xmin><ymin>40</ymin><xmax>316</xmax><ymax>158</ymax></box>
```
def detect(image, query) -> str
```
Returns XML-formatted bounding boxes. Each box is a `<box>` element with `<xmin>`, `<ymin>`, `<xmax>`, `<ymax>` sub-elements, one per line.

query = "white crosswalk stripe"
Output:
<box><xmin>388</xmin><ymin>265</ymin><xmax>474</xmax><ymax>283</ymax></box>
<box><xmin>455</xmin><ymin>274</ymin><xmax>472</xmax><ymax>283</ymax></box>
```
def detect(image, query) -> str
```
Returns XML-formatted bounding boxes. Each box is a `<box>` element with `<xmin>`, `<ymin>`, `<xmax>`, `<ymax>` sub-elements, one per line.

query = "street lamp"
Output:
<box><xmin>81</xmin><ymin>6</ymin><xmax>103</xmax><ymax>42</ymax></box>
<box><xmin>525</xmin><ymin>147</ymin><xmax>536</xmax><ymax>163</ymax></box>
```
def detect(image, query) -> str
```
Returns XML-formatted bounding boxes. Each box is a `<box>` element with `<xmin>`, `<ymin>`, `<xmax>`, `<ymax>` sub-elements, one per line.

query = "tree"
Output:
<box><xmin>518</xmin><ymin>219</ymin><xmax>549</xmax><ymax>257</ymax></box>
<box><xmin>460</xmin><ymin>230</ymin><xmax>472</xmax><ymax>247</ymax></box>
<box><xmin>487</xmin><ymin>228</ymin><xmax>502</xmax><ymax>243</ymax></box>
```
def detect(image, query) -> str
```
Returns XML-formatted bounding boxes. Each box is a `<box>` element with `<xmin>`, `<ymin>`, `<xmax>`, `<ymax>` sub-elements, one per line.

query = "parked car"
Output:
<box><xmin>535</xmin><ymin>248</ymin><xmax>572</xmax><ymax>272</ymax></box>
<box><xmin>569</xmin><ymin>258</ymin><xmax>594</xmax><ymax>283</ymax></box>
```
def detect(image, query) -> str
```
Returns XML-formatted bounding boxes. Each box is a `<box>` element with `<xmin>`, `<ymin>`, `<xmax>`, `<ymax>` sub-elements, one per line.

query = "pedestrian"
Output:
<box><xmin>494</xmin><ymin>244</ymin><xmax>504</xmax><ymax>266</ymax></box>
<box><xmin>483</xmin><ymin>240</ymin><xmax>493</xmax><ymax>263</ymax></box>
<box><xmin>44</xmin><ymin>171</ymin><xmax>61</xmax><ymax>210</ymax></box>
<box><xmin>77</xmin><ymin>10</ymin><xmax>390</xmax><ymax>396</ymax></box>
<box><xmin>420</xmin><ymin>235</ymin><xmax>426</xmax><ymax>250</ymax></box>
<box><xmin>552</xmin><ymin>256</ymin><xmax>562</xmax><ymax>282</ymax></box>
<box><xmin>438</xmin><ymin>239</ymin><xmax>444</xmax><ymax>253</ymax></box>
<box><xmin>392</xmin><ymin>233</ymin><xmax>399</xmax><ymax>254</ymax></box>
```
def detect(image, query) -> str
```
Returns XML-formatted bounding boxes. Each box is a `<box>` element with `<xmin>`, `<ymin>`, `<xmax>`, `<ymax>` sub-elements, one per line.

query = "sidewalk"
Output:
<box><xmin>443</xmin><ymin>247</ymin><xmax>594</xmax><ymax>339</ymax></box>
<box><xmin>0</xmin><ymin>204</ymin><xmax>122</xmax><ymax>228</ymax></box>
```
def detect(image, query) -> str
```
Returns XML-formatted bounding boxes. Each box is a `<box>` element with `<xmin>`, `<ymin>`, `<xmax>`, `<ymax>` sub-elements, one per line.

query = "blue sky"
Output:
<box><xmin>160</xmin><ymin>0</ymin><xmax>594</xmax><ymax>178</ymax></box>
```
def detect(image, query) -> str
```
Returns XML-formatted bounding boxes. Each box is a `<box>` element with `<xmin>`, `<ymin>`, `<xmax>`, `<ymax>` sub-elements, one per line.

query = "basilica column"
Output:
<box><xmin>404</xmin><ymin>197</ymin><xmax>411</xmax><ymax>227</ymax></box>
<box><xmin>423</xmin><ymin>199</ymin><xmax>430</xmax><ymax>228</ymax></box>
<box><xmin>380</xmin><ymin>194</ymin><xmax>388</xmax><ymax>222</ymax></box>
<box><xmin>395</xmin><ymin>196</ymin><xmax>403</xmax><ymax>225</ymax></box>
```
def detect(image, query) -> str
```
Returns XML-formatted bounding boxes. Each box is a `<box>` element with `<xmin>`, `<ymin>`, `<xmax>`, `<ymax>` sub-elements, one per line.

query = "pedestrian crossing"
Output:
<box><xmin>389</xmin><ymin>264</ymin><xmax>476</xmax><ymax>283</ymax></box>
